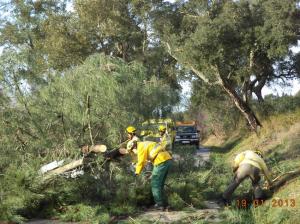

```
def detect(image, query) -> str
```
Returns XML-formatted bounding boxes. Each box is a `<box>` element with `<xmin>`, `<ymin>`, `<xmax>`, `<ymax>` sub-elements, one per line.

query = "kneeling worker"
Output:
<box><xmin>134</xmin><ymin>141</ymin><xmax>172</xmax><ymax>210</ymax></box>
<box><xmin>222</xmin><ymin>150</ymin><xmax>273</xmax><ymax>204</ymax></box>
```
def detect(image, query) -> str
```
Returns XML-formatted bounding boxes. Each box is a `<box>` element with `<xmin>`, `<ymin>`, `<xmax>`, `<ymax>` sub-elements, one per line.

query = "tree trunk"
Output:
<box><xmin>253</xmin><ymin>76</ymin><xmax>267</xmax><ymax>103</ymax></box>
<box><xmin>242</xmin><ymin>79</ymin><xmax>251</xmax><ymax>104</ymax></box>
<box><xmin>254</xmin><ymin>89</ymin><xmax>264</xmax><ymax>103</ymax></box>
<box><xmin>220</xmin><ymin>78</ymin><xmax>262</xmax><ymax>132</ymax></box>
<box><xmin>270</xmin><ymin>168</ymin><xmax>300</xmax><ymax>191</ymax></box>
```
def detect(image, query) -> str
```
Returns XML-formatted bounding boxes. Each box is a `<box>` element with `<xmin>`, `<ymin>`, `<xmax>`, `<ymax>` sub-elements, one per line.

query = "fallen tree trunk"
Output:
<box><xmin>43</xmin><ymin>159</ymin><xmax>83</xmax><ymax>181</ymax></box>
<box><xmin>270</xmin><ymin>168</ymin><xmax>300</xmax><ymax>191</ymax></box>
<box><xmin>41</xmin><ymin>145</ymin><xmax>127</xmax><ymax>181</ymax></box>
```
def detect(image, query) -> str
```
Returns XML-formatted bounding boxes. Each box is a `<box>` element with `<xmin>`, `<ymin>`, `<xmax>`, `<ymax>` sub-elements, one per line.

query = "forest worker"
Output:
<box><xmin>222</xmin><ymin>150</ymin><xmax>273</xmax><ymax>204</ymax></box>
<box><xmin>103</xmin><ymin>127</ymin><xmax>139</xmax><ymax>161</ymax></box>
<box><xmin>126</xmin><ymin>126</ymin><xmax>140</xmax><ymax>153</ymax></box>
<box><xmin>158</xmin><ymin>125</ymin><xmax>170</xmax><ymax>149</ymax></box>
<box><xmin>158</xmin><ymin>125</ymin><xmax>167</xmax><ymax>141</ymax></box>
<box><xmin>125</xmin><ymin>126</ymin><xmax>140</xmax><ymax>170</ymax></box>
<box><xmin>134</xmin><ymin>141</ymin><xmax>172</xmax><ymax>210</ymax></box>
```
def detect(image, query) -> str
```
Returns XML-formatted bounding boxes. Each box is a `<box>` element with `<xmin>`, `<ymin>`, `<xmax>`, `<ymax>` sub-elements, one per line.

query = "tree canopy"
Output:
<box><xmin>152</xmin><ymin>0</ymin><xmax>300</xmax><ymax>131</ymax></box>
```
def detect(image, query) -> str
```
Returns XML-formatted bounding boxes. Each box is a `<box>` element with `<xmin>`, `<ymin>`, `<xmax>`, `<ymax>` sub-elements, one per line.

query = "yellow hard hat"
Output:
<box><xmin>126</xmin><ymin>126</ymin><xmax>136</xmax><ymax>134</ymax></box>
<box><xmin>158</xmin><ymin>125</ymin><xmax>166</xmax><ymax>132</ymax></box>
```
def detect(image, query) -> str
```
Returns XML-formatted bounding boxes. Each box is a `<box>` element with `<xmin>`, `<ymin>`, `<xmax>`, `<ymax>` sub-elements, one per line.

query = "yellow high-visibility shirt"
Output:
<box><xmin>135</xmin><ymin>141</ymin><xmax>172</xmax><ymax>175</ymax></box>
<box><xmin>234</xmin><ymin>150</ymin><xmax>271</xmax><ymax>181</ymax></box>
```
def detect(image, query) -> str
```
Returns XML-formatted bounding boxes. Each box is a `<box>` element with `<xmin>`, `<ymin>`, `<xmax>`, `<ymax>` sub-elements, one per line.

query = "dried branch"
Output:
<box><xmin>86</xmin><ymin>95</ymin><xmax>94</xmax><ymax>146</ymax></box>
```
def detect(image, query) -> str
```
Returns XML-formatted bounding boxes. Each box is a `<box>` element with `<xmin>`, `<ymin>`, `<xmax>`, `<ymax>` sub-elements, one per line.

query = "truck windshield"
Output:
<box><xmin>176</xmin><ymin>126</ymin><xmax>196</xmax><ymax>133</ymax></box>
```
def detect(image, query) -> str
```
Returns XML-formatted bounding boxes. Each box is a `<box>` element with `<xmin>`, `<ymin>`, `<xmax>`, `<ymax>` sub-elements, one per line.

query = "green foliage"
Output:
<box><xmin>219</xmin><ymin>208</ymin><xmax>256</xmax><ymax>224</ymax></box>
<box><xmin>153</xmin><ymin>0</ymin><xmax>299</xmax><ymax>131</ymax></box>
<box><xmin>205</xmin><ymin>154</ymin><xmax>232</xmax><ymax>198</ymax></box>
<box><xmin>190</xmin><ymin>79</ymin><xmax>242</xmax><ymax>137</ymax></box>
<box><xmin>59</xmin><ymin>204</ymin><xmax>110</xmax><ymax>223</ymax></box>
<box><xmin>168</xmin><ymin>192</ymin><xmax>186</xmax><ymax>210</ymax></box>
<box><xmin>254</xmin><ymin>93</ymin><xmax>300</xmax><ymax>118</ymax></box>
<box><xmin>0</xmin><ymin>0</ymin><xmax>299</xmax><ymax>223</ymax></box>
<box><xmin>0</xmin><ymin>53</ymin><xmax>179</xmax><ymax>222</ymax></box>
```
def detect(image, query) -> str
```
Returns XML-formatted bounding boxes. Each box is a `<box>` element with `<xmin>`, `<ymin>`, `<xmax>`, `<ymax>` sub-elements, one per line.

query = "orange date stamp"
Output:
<box><xmin>236</xmin><ymin>198</ymin><xmax>296</xmax><ymax>208</ymax></box>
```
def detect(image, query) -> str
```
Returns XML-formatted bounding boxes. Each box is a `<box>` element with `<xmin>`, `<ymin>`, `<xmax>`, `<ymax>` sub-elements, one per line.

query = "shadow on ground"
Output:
<box><xmin>208</xmin><ymin>137</ymin><xmax>243</xmax><ymax>154</ymax></box>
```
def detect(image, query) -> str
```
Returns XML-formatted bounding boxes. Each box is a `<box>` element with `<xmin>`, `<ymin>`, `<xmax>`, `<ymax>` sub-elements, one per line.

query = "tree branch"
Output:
<box><xmin>164</xmin><ymin>41</ymin><xmax>221</xmax><ymax>85</ymax></box>
<box><xmin>86</xmin><ymin>95</ymin><xmax>94</xmax><ymax>146</ymax></box>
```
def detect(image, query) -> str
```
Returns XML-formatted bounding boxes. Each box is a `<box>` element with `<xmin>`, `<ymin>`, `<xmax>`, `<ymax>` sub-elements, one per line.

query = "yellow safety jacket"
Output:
<box><xmin>234</xmin><ymin>150</ymin><xmax>271</xmax><ymax>181</ymax></box>
<box><xmin>135</xmin><ymin>141</ymin><xmax>172</xmax><ymax>175</ymax></box>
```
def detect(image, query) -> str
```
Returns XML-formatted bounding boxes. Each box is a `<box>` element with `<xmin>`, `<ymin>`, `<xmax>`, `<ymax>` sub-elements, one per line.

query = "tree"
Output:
<box><xmin>152</xmin><ymin>0</ymin><xmax>300</xmax><ymax>131</ymax></box>
<box><xmin>0</xmin><ymin>0</ymin><xmax>180</xmax><ymax>110</ymax></box>
<box><xmin>190</xmin><ymin>78</ymin><xmax>241</xmax><ymax>137</ymax></box>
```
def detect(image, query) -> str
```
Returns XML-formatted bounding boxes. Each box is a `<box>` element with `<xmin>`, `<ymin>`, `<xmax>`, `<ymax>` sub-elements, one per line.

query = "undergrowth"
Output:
<box><xmin>1</xmin><ymin>108</ymin><xmax>300</xmax><ymax>223</ymax></box>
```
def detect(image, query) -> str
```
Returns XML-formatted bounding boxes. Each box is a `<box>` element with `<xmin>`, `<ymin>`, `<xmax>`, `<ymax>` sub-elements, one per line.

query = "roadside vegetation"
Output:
<box><xmin>1</xmin><ymin>93</ymin><xmax>300</xmax><ymax>223</ymax></box>
<box><xmin>203</xmin><ymin>95</ymin><xmax>300</xmax><ymax>224</ymax></box>
<box><xmin>0</xmin><ymin>0</ymin><xmax>300</xmax><ymax>223</ymax></box>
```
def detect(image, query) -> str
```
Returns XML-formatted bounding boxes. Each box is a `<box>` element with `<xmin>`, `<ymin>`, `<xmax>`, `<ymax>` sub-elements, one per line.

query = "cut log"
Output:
<box><xmin>81</xmin><ymin>144</ymin><xmax>107</xmax><ymax>154</ymax></box>
<box><xmin>39</xmin><ymin>160</ymin><xmax>64</xmax><ymax>174</ymax></box>
<box><xmin>42</xmin><ymin>145</ymin><xmax>123</xmax><ymax>181</ymax></box>
<box><xmin>104</xmin><ymin>148</ymin><xmax>127</xmax><ymax>159</ymax></box>
<box><xmin>43</xmin><ymin>159</ymin><xmax>83</xmax><ymax>180</ymax></box>
<box><xmin>90</xmin><ymin>144</ymin><xmax>107</xmax><ymax>153</ymax></box>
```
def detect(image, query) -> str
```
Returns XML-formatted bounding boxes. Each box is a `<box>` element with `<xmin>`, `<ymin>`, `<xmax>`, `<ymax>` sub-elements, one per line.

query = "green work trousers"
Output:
<box><xmin>151</xmin><ymin>159</ymin><xmax>172</xmax><ymax>206</ymax></box>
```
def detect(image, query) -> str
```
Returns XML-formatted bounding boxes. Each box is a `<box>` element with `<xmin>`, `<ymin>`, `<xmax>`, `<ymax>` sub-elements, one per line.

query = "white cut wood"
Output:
<box><xmin>43</xmin><ymin>159</ymin><xmax>83</xmax><ymax>180</ymax></box>
<box><xmin>40</xmin><ymin>160</ymin><xmax>64</xmax><ymax>174</ymax></box>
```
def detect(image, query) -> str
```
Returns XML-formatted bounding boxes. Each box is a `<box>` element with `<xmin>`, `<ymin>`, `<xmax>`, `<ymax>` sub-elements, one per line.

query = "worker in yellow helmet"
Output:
<box><xmin>134</xmin><ymin>141</ymin><xmax>172</xmax><ymax>211</ymax></box>
<box><xmin>158</xmin><ymin>125</ymin><xmax>171</xmax><ymax>150</ymax></box>
<box><xmin>222</xmin><ymin>150</ymin><xmax>273</xmax><ymax>205</ymax></box>
<box><xmin>126</xmin><ymin>126</ymin><xmax>140</xmax><ymax>153</ymax></box>
<box><xmin>124</xmin><ymin>126</ymin><xmax>140</xmax><ymax>172</ymax></box>
<box><xmin>158</xmin><ymin>125</ymin><xmax>167</xmax><ymax>140</ymax></box>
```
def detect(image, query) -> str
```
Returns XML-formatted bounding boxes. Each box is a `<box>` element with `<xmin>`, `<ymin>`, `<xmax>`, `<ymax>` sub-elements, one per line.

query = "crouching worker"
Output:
<box><xmin>222</xmin><ymin>150</ymin><xmax>273</xmax><ymax>205</ymax></box>
<box><xmin>135</xmin><ymin>141</ymin><xmax>172</xmax><ymax>210</ymax></box>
